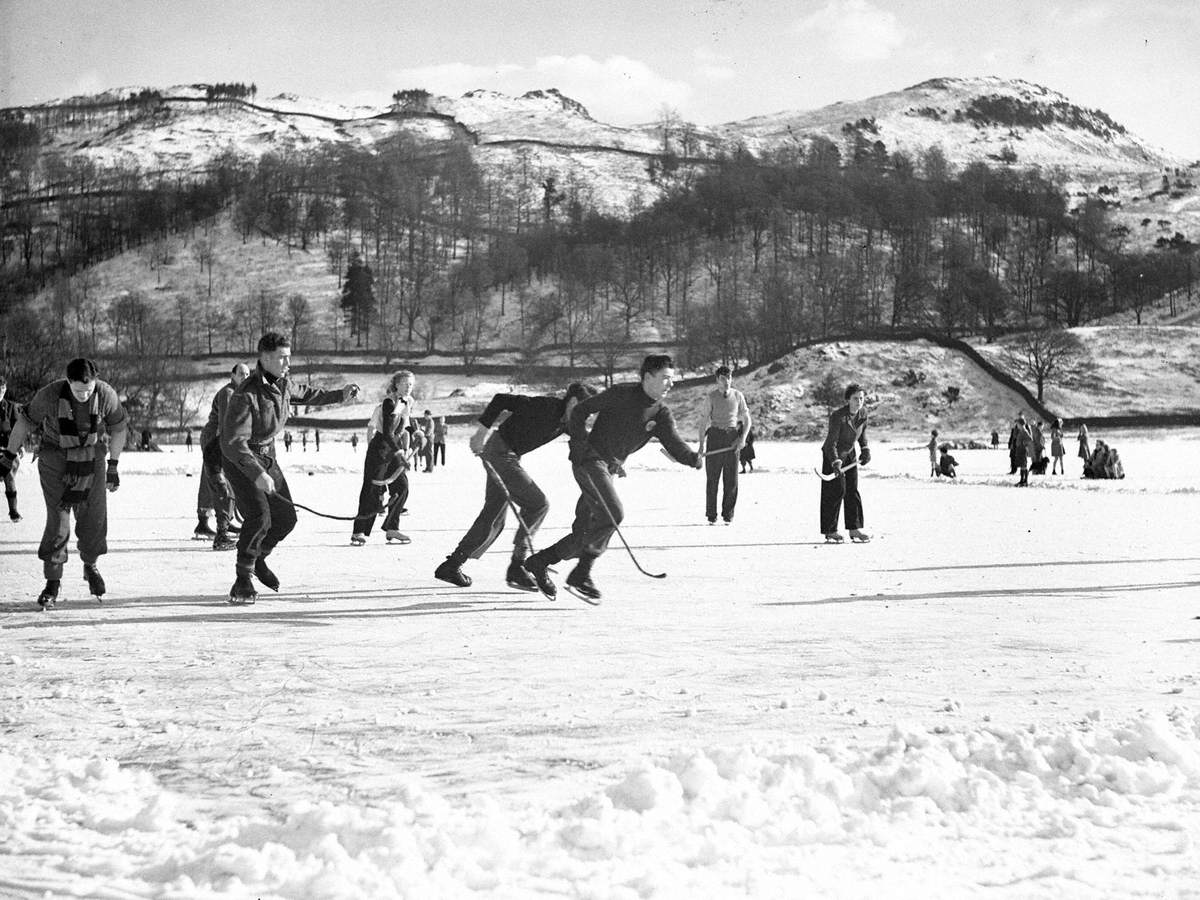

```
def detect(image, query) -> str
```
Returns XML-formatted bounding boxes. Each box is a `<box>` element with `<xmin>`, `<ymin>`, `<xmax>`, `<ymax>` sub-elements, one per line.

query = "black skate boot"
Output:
<box><xmin>83</xmin><ymin>563</ymin><xmax>106</xmax><ymax>600</ymax></box>
<box><xmin>435</xmin><ymin>555</ymin><xmax>472</xmax><ymax>588</ymax></box>
<box><xmin>522</xmin><ymin>552</ymin><xmax>558</xmax><ymax>600</ymax></box>
<box><xmin>37</xmin><ymin>579</ymin><xmax>60</xmax><ymax>610</ymax></box>
<box><xmin>212</xmin><ymin>530</ymin><xmax>236</xmax><ymax>551</ymax></box>
<box><xmin>565</xmin><ymin>560</ymin><xmax>601</xmax><ymax>605</ymax></box>
<box><xmin>253</xmin><ymin>557</ymin><xmax>280</xmax><ymax>592</ymax></box>
<box><xmin>229</xmin><ymin>570</ymin><xmax>257</xmax><ymax>605</ymax></box>
<box><xmin>505</xmin><ymin>560</ymin><xmax>537</xmax><ymax>592</ymax></box>
<box><xmin>193</xmin><ymin>513</ymin><xmax>216</xmax><ymax>540</ymax></box>
<box><xmin>6</xmin><ymin>491</ymin><xmax>18</xmax><ymax>522</ymax></box>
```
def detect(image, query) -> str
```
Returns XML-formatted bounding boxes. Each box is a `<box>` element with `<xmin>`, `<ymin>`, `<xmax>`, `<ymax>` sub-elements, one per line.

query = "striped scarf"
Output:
<box><xmin>57</xmin><ymin>382</ymin><xmax>100</xmax><ymax>510</ymax></box>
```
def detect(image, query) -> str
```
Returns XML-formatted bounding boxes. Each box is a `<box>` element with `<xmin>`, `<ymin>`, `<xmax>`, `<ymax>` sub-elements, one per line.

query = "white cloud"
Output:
<box><xmin>697</xmin><ymin>64</ymin><xmax>737</xmax><ymax>83</ymax></box>
<box><xmin>380</xmin><ymin>55</ymin><xmax>691</xmax><ymax>124</ymax></box>
<box><xmin>795</xmin><ymin>0</ymin><xmax>904</xmax><ymax>62</ymax></box>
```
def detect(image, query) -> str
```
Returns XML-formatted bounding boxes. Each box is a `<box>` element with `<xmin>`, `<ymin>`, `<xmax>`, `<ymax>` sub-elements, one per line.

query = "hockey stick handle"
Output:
<box><xmin>479</xmin><ymin>457</ymin><xmax>538</xmax><ymax>558</ymax></box>
<box><xmin>576</xmin><ymin>464</ymin><xmax>666</xmax><ymax>579</ymax></box>
<box><xmin>814</xmin><ymin>461</ymin><xmax>860</xmax><ymax>481</ymax></box>
<box><xmin>660</xmin><ymin>444</ymin><xmax>737</xmax><ymax>462</ymax></box>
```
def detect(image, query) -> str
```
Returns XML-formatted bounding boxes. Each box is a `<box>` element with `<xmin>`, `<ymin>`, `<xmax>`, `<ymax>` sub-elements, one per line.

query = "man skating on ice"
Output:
<box><xmin>820</xmin><ymin>383</ymin><xmax>871</xmax><ymax>543</ymax></box>
<box><xmin>220</xmin><ymin>333</ymin><xmax>359</xmax><ymax>604</ymax></box>
<box><xmin>0</xmin><ymin>358</ymin><xmax>128</xmax><ymax>608</ymax></box>
<box><xmin>0</xmin><ymin>375</ymin><xmax>23</xmax><ymax>522</ymax></box>
<box><xmin>698</xmin><ymin>364</ymin><xmax>751</xmax><ymax>524</ymax></box>
<box><xmin>197</xmin><ymin>363</ymin><xmax>250</xmax><ymax>550</ymax></box>
<box><xmin>523</xmin><ymin>355</ymin><xmax>701</xmax><ymax>602</ymax></box>
<box><xmin>435</xmin><ymin>382</ymin><xmax>597</xmax><ymax>590</ymax></box>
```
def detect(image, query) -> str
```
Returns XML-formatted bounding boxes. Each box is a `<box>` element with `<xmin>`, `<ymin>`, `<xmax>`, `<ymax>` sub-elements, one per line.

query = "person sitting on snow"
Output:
<box><xmin>938</xmin><ymin>444</ymin><xmax>958</xmax><ymax>478</ymax></box>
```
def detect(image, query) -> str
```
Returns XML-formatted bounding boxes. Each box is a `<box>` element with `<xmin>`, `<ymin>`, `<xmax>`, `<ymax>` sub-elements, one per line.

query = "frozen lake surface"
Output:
<box><xmin>1</xmin><ymin>431</ymin><xmax>1198</xmax><ymax>898</ymax></box>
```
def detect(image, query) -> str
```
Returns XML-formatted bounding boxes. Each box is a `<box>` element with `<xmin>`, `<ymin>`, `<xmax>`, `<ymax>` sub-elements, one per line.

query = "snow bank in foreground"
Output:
<box><xmin>2</xmin><ymin>711</ymin><xmax>1197</xmax><ymax>898</ymax></box>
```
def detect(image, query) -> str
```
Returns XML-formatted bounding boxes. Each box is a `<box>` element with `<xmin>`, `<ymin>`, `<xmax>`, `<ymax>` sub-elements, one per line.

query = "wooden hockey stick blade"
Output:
<box><xmin>814</xmin><ymin>461</ymin><xmax>860</xmax><ymax>481</ymax></box>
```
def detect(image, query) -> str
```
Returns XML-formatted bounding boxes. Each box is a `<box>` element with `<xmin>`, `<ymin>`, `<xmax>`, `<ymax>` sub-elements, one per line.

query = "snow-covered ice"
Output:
<box><xmin>1</xmin><ymin>433</ymin><xmax>1197</xmax><ymax>898</ymax></box>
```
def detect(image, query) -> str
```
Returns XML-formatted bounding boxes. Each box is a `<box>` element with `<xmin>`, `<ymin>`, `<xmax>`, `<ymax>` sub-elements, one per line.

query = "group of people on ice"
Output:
<box><xmin>1</xmin><ymin>336</ymin><xmax>877</xmax><ymax>609</ymax></box>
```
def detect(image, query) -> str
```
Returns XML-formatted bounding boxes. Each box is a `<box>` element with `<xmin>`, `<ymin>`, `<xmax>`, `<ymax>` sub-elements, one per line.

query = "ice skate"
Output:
<box><xmin>849</xmin><ymin>530</ymin><xmax>871</xmax><ymax>543</ymax></box>
<box><xmin>193</xmin><ymin>516</ymin><xmax>216</xmax><ymax>540</ymax></box>
<box><xmin>36</xmin><ymin>579</ymin><xmax>60</xmax><ymax>610</ymax></box>
<box><xmin>9</xmin><ymin>510</ymin><xmax>20</xmax><ymax>522</ymax></box>
<box><xmin>229</xmin><ymin>571</ymin><xmax>257</xmax><ymax>605</ymax></box>
<box><xmin>253</xmin><ymin>558</ymin><xmax>279</xmax><ymax>592</ymax></box>
<box><xmin>565</xmin><ymin>567</ymin><xmax>602</xmax><ymax>605</ymax></box>
<box><xmin>522</xmin><ymin>554</ymin><xmax>557</xmax><ymax>600</ymax></box>
<box><xmin>83</xmin><ymin>564</ymin><xmax>106</xmax><ymax>600</ymax></box>
<box><xmin>212</xmin><ymin>530</ymin><xmax>236</xmax><ymax>551</ymax></box>
<box><xmin>435</xmin><ymin>557</ymin><xmax>472</xmax><ymax>588</ymax></box>
<box><xmin>350</xmin><ymin>533</ymin><xmax>367</xmax><ymax>546</ymax></box>
<box><xmin>385</xmin><ymin>530</ymin><xmax>411</xmax><ymax>545</ymax></box>
<box><xmin>505</xmin><ymin>561</ymin><xmax>538</xmax><ymax>592</ymax></box>
<box><xmin>824</xmin><ymin>532</ymin><xmax>845</xmax><ymax>543</ymax></box>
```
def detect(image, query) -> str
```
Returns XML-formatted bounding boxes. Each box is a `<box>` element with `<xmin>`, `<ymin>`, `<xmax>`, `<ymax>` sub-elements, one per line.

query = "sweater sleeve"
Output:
<box><xmin>821</xmin><ymin>409</ymin><xmax>839</xmax><ymax>463</ymax></box>
<box><xmin>478</xmin><ymin>394</ymin><xmax>520</xmax><ymax>428</ymax></box>
<box><xmin>221</xmin><ymin>392</ymin><xmax>266</xmax><ymax>481</ymax></box>
<box><xmin>655</xmin><ymin>406</ymin><xmax>699</xmax><ymax>467</ymax></box>
<box><xmin>290</xmin><ymin>383</ymin><xmax>346</xmax><ymax>407</ymax></box>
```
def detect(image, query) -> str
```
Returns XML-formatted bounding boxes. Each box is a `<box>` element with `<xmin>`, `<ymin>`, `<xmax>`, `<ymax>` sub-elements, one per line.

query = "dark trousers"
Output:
<box><xmin>352</xmin><ymin>436</ymin><xmax>408</xmax><ymax>535</ymax></box>
<box><xmin>545</xmin><ymin>458</ymin><xmax>622</xmax><ymax>562</ymax></box>
<box><xmin>198</xmin><ymin>440</ymin><xmax>236</xmax><ymax>530</ymax></box>
<box><xmin>704</xmin><ymin>427</ymin><xmax>740</xmax><ymax>521</ymax></box>
<box><xmin>433</xmin><ymin>441</ymin><xmax>445</xmax><ymax>466</ymax></box>
<box><xmin>4</xmin><ymin>469</ymin><xmax>16</xmax><ymax>514</ymax></box>
<box><xmin>819</xmin><ymin>460</ymin><xmax>863</xmax><ymax>534</ymax></box>
<box><xmin>452</xmin><ymin>444</ymin><xmax>547</xmax><ymax>562</ymax></box>
<box><xmin>36</xmin><ymin>448</ymin><xmax>107</xmax><ymax>579</ymax></box>
<box><xmin>222</xmin><ymin>453</ymin><xmax>296</xmax><ymax>574</ymax></box>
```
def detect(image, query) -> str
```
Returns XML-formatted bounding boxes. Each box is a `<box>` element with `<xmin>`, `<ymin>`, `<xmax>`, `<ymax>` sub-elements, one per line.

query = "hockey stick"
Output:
<box><xmin>660</xmin><ymin>444</ymin><xmax>738</xmax><ymax>462</ymax></box>
<box><xmin>813</xmin><ymin>461</ymin><xmax>860</xmax><ymax>482</ymax></box>
<box><xmin>577</xmin><ymin>464</ymin><xmax>667</xmax><ymax>579</ymax></box>
<box><xmin>281</xmin><ymin>497</ymin><xmax>362</xmax><ymax>521</ymax></box>
<box><xmin>479</xmin><ymin>457</ymin><xmax>537</xmax><ymax>559</ymax></box>
<box><xmin>371</xmin><ymin>447</ymin><xmax>420</xmax><ymax>486</ymax></box>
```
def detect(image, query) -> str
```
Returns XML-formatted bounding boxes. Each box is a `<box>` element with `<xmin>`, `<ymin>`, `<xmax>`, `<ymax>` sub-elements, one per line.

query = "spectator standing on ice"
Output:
<box><xmin>315</xmin><ymin>429</ymin><xmax>321</xmax><ymax>452</ymax></box>
<box><xmin>351</xmin><ymin>370</ymin><xmax>414</xmax><ymax>547</ymax></box>
<box><xmin>196</xmin><ymin>363</ymin><xmax>249</xmax><ymax>550</ymax></box>
<box><xmin>698</xmin><ymin>365</ymin><xmax>751</xmax><ymax>525</ymax></box>
<box><xmin>435</xmin><ymin>382</ymin><xmax>597</xmax><ymax>590</ymax></box>
<box><xmin>1077</xmin><ymin>423</ymin><xmax>1091</xmax><ymax>468</ymax></box>
<box><xmin>220</xmin><ymin>333</ymin><xmax>359</xmax><ymax>604</ymax></box>
<box><xmin>419</xmin><ymin>410</ymin><xmax>434</xmax><ymax>471</ymax></box>
<box><xmin>1030</xmin><ymin>420</ymin><xmax>1046</xmax><ymax>472</ymax></box>
<box><xmin>0</xmin><ymin>375</ymin><xmax>23</xmax><ymax>522</ymax></box>
<box><xmin>740</xmin><ymin>426</ymin><xmax>756</xmax><ymax>473</ymax></box>
<box><xmin>927</xmin><ymin>428</ymin><xmax>940</xmax><ymax>477</ymax></box>
<box><xmin>0</xmin><ymin>358</ymin><xmax>128</xmax><ymax>608</ymax></box>
<box><xmin>1009</xmin><ymin>413</ymin><xmax>1032</xmax><ymax>486</ymax></box>
<box><xmin>350</xmin><ymin>433</ymin><xmax>358</xmax><ymax>451</ymax></box>
<box><xmin>819</xmin><ymin>383</ymin><xmax>871</xmax><ymax>543</ymax></box>
<box><xmin>991</xmin><ymin>429</ymin><xmax>999</xmax><ymax>449</ymax></box>
<box><xmin>1049</xmin><ymin>418</ymin><xmax>1066</xmax><ymax>474</ymax></box>
<box><xmin>283</xmin><ymin>431</ymin><xmax>292</xmax><ymax>452</ymax></box>
<box><xmin>432</xmin><ymin>416</ymin><xmax>447</xmax><ymax>468</ymax></box>
<box><xmin>523</xmin><ymin>355</ymin><xmax>701</xmax><ymax>603</ymax></box>
<box><xmin>185</xmin><ymin>429</ymin><xmax>193</xmax><ymax>452</ymax></box>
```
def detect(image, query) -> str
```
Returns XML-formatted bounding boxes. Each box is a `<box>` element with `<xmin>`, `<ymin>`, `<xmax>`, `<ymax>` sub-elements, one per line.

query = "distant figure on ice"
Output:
<box><xmin>1008</xmin><ymin>413</ymin><xmax>1032</xmax><ymax>486</ymax></box>
<box><xmin>739</xmin><ymin>426</ymin><xmax>756</xmax><ymax>473</ymax></box>
<box><xmin>927</xmin><ymin>428</ymin><xmax>940</xmax><ymax>477</ymax></box>
<box><xmin>0</xmin><ymin>374</ymin><xmax>23</xmax><ymax>522</ymax></box>
<box><xmin>432</xmin><ymin>416</ymin><xmax>447</xmax><ymax>468</ymax></box>
<box><xmin>1050</xmin><ymin>418</ymin><xmax>1065</xmax><ymax>474</ymax></box>
<box><xmin>698</xmin><ymin>365</ymin><xmax>751</xmax><ymax>525</ymax></box>
<box><xmin>938</xmin><ymin>445</ymin><xmax>958</xmax><ymax>478</ymax></box>
<box><xmin>283</xmin><ymin>431</ymin><xmax>292</xmax><ymax>452</ymax></box>
<box><xmin>435</xmin><ymin>382</ymin><xmax>597</xmax><ymax>590</ymax></box>
<box><xmin>196</xmin><ymin>362</ymin><xmax>250</xmax><ymax>550</ymax></box>
<box><xmin>991</xmin><ymin>429</ymin><xmax>999</xmax><ymax>449</ymax></box>
<box><xmin>1030</xmin><ymin>420</ymin><xmax>1046</xmax><ymax>474</ymax></box>
<box><xmin>419</xmin><ymin>410</ymin><xmax>435</xmax><ymax>471</ymax></box>
<box><xmin>220</xmin><ymin>332</ymin><xmax>359</xmax><ymax>604</ymax></box>
<box><xmin>1077</xmin><ymin>423</ymin><xmax>1091</xmax><ymax>469</ymax></box>
<box><xmin>314</xmin><ymin>429</ymin><xmax>320</xmax><ymax>452</ymax></box>
<box><xmin>0</xmin><ymin>358</ymin><xmax>128</xmax><ymax>608</ymax></box>
<box><xmin>350</xmin><ymin>433</ymin><xmax>358</xmax><ymax>451</ymax></box>
<box><xmin>351</xmin><ymin>370</ymin><xmax>414</xmax><ymax>547</ymax></box>
<box><xmin>820</xmin><ymin>383</ymin><xmax>871</xmax><ymax>543</ymax></box>
<box><xmin>185</xmin><ymin>428</ymin><xmax>193</xmax><ymax>452</ymax></box>
<box><xmin>522</xmin><ymin>355</ymin><xmax>701</xmax><ymax>603</ymax></box>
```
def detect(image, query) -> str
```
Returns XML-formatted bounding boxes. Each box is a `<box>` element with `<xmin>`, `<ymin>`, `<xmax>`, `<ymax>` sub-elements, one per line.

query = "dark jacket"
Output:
<box><xmin>567</xmin><ymin>382</ymin><xmax>697</xmax><ymax>470</ymax></box>
<box><xmin>221</xmin><ymin>364</ymin><xmax>345</xmax><ymax>479</ymax></box>
<box><xmin>821</xmin><ymin>404</ymin><xmax>869</xmax><ymax>465</ymax></box>
<box><xmin>199</xmin><ymin>381</ymin><xmax>237</xmax><ymax>448</ymax></box>
<box><xmin>479</xmin><ymin>393</ymin><xmax>570</xmax><ymax>457</ymax></box>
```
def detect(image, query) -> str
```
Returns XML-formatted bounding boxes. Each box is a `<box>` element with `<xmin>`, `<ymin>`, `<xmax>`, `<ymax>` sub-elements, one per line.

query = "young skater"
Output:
<box><xmin>927</xmin><ymin>428</ymin><xmax>940</xmax><ymax>477</ymax></box>
<box><xmin>522</xmin><ymin>355</ymin><xmax>701</xmax><ymax>603</ymax></box>
<box><xmin>820</xmin><ymin>383</ymin><xmax>871</xmax><ymax>543</ymax></box>
<box><xmin>698</xmin><ymin>365</ymin><xmax>751</xmax><ymax>525</ymax></box>
<box><xmin>196</xmin><ymin>363</ymin><xmax>250</xmax><ymax>549</ymax></box>
<box><xmin>0</xmin><ymin>358</ymin><xmax>128</xmax><ymax>607</ymax></box>
<box><xmin>220</xmin><ymin>333</ymin><xmax>359</xmax><ymax>604</ymax></box>
<box><xmin>351</xmin><ymin>370</ymin><xmax>415</xmax><ymax>546</ymax></box>
<box><xmin>435</xmin><ymin>382</ymin><xmax>597</xmax><ymax>590</ymax></box>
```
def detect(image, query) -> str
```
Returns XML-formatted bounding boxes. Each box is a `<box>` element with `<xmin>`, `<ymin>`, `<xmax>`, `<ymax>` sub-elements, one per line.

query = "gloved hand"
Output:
<box><xmin>0</xmin><ymin>449</ymin><xmax>18</xmax><ymax>476</ymax></box>
<box><xmin>343</xmin><ymin>384</ymin><xmax>361</xmax><ymax>401</ymax></box>
<box><xmin>105</xmin><ymin>459</ymin><xmax>120</xmax><ymax>491</ymax></box>
<box><xmin>831</xmin><ymin>457</ymin><xmax>843</xmax><ymax>471</ymax></box>
<box><xmin>859</xmin><ymin>448</ymin><xmax>871</xmax><ymax>467</ymax></box>
<box><xmin>693</xmin><ymin>455</ymin><xmax>703</xmax><ymax>470</ymax></box>
<box><xmin>254</xmin><ymin>471</ymin><xmax>276</xmax><ymax>494</ymax></box>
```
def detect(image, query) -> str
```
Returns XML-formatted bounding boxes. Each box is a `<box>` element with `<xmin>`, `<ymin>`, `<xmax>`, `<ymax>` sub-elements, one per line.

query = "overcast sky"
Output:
<box><xmin>2</xmin><ymin>0</ymin><xmax>1197</xmax><ymax>156</ymax></box>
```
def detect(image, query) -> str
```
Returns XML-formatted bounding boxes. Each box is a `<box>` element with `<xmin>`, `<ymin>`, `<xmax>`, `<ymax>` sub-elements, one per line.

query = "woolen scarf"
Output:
<box><xmin>57</xmin><ymin>382</ymin><xmax>100</xmax><ymax>509</ymax></box>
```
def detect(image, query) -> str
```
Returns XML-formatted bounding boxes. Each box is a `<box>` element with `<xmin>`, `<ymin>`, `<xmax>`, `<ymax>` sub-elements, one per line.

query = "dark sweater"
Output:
<box><xmin>479</xmin><ymin>393</ymin><xmax>569</xmax><ymax>456</ymax></box>
<box><xmin>567</xmin><ymin>382</ymin><xmax>697</xmax><ymax>469</ymax></box>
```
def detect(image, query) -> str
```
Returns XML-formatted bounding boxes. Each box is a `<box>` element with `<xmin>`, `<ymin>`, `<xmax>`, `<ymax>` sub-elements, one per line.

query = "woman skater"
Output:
<box><xmin>351</xmin><ymin>370</ymin><xmax>415</xmax><ymax>546</ymax></box>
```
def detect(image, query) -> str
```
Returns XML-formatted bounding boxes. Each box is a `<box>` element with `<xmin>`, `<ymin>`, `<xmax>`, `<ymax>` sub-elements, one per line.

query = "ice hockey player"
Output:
<box><xmin>197</xmin><ymin>363</ymin><xmax>250</xmax><ymax>550</ymax></box>
<box><xmin>351</xmin><ymin>370</ymin><xmax>415</xmax><ymax>546</ymax></box>
<box><xmin>435</xmin><ymin>381</ymin><xmax>597</xmax><ymax>591</ymax></box>
<box><xmin>0</xmin><ymin>358</ymin><xmax>128</xmax><ymax>608</ymax></box>
<box><xmin>522</xmin><ymin>355</ymin><xmax>701</xmax><ymax>603</ymax></box>
<box><xmin>220</xmin><ymin>333</ymin><xmax>359</xmax><ymax>604</ymax></box>
<box><xmin>820</xmin><ymin>383</ymin><xmax>871</xmax><ymax>543</ymax></box>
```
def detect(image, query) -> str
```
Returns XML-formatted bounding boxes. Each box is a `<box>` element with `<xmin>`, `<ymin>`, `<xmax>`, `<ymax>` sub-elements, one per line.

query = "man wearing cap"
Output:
<box><xmin>698</xmin><ymin>365</ymin><xmax>751</xmax><ymax>525</ymax></box>
<box><xmin>0</xmin><ymin>359</ymin><xmax>128</xmax><ymax>608</ymax></box>
<box><xmin>196</xmin><ymin>362</ymin><xmax>250</xmax><ymax>550</ymax></box>
<box><xmin>220</xmin><ymin>332</ymin><xmax>359</xmax><ymax>603</ymax></box>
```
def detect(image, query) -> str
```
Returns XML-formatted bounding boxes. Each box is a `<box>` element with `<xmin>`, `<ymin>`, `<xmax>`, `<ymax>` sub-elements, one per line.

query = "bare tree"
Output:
<box><xmin>1000</xmin><ymin>328</ymin><xmax>1085</xmax><ymax>402</ymax></box>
